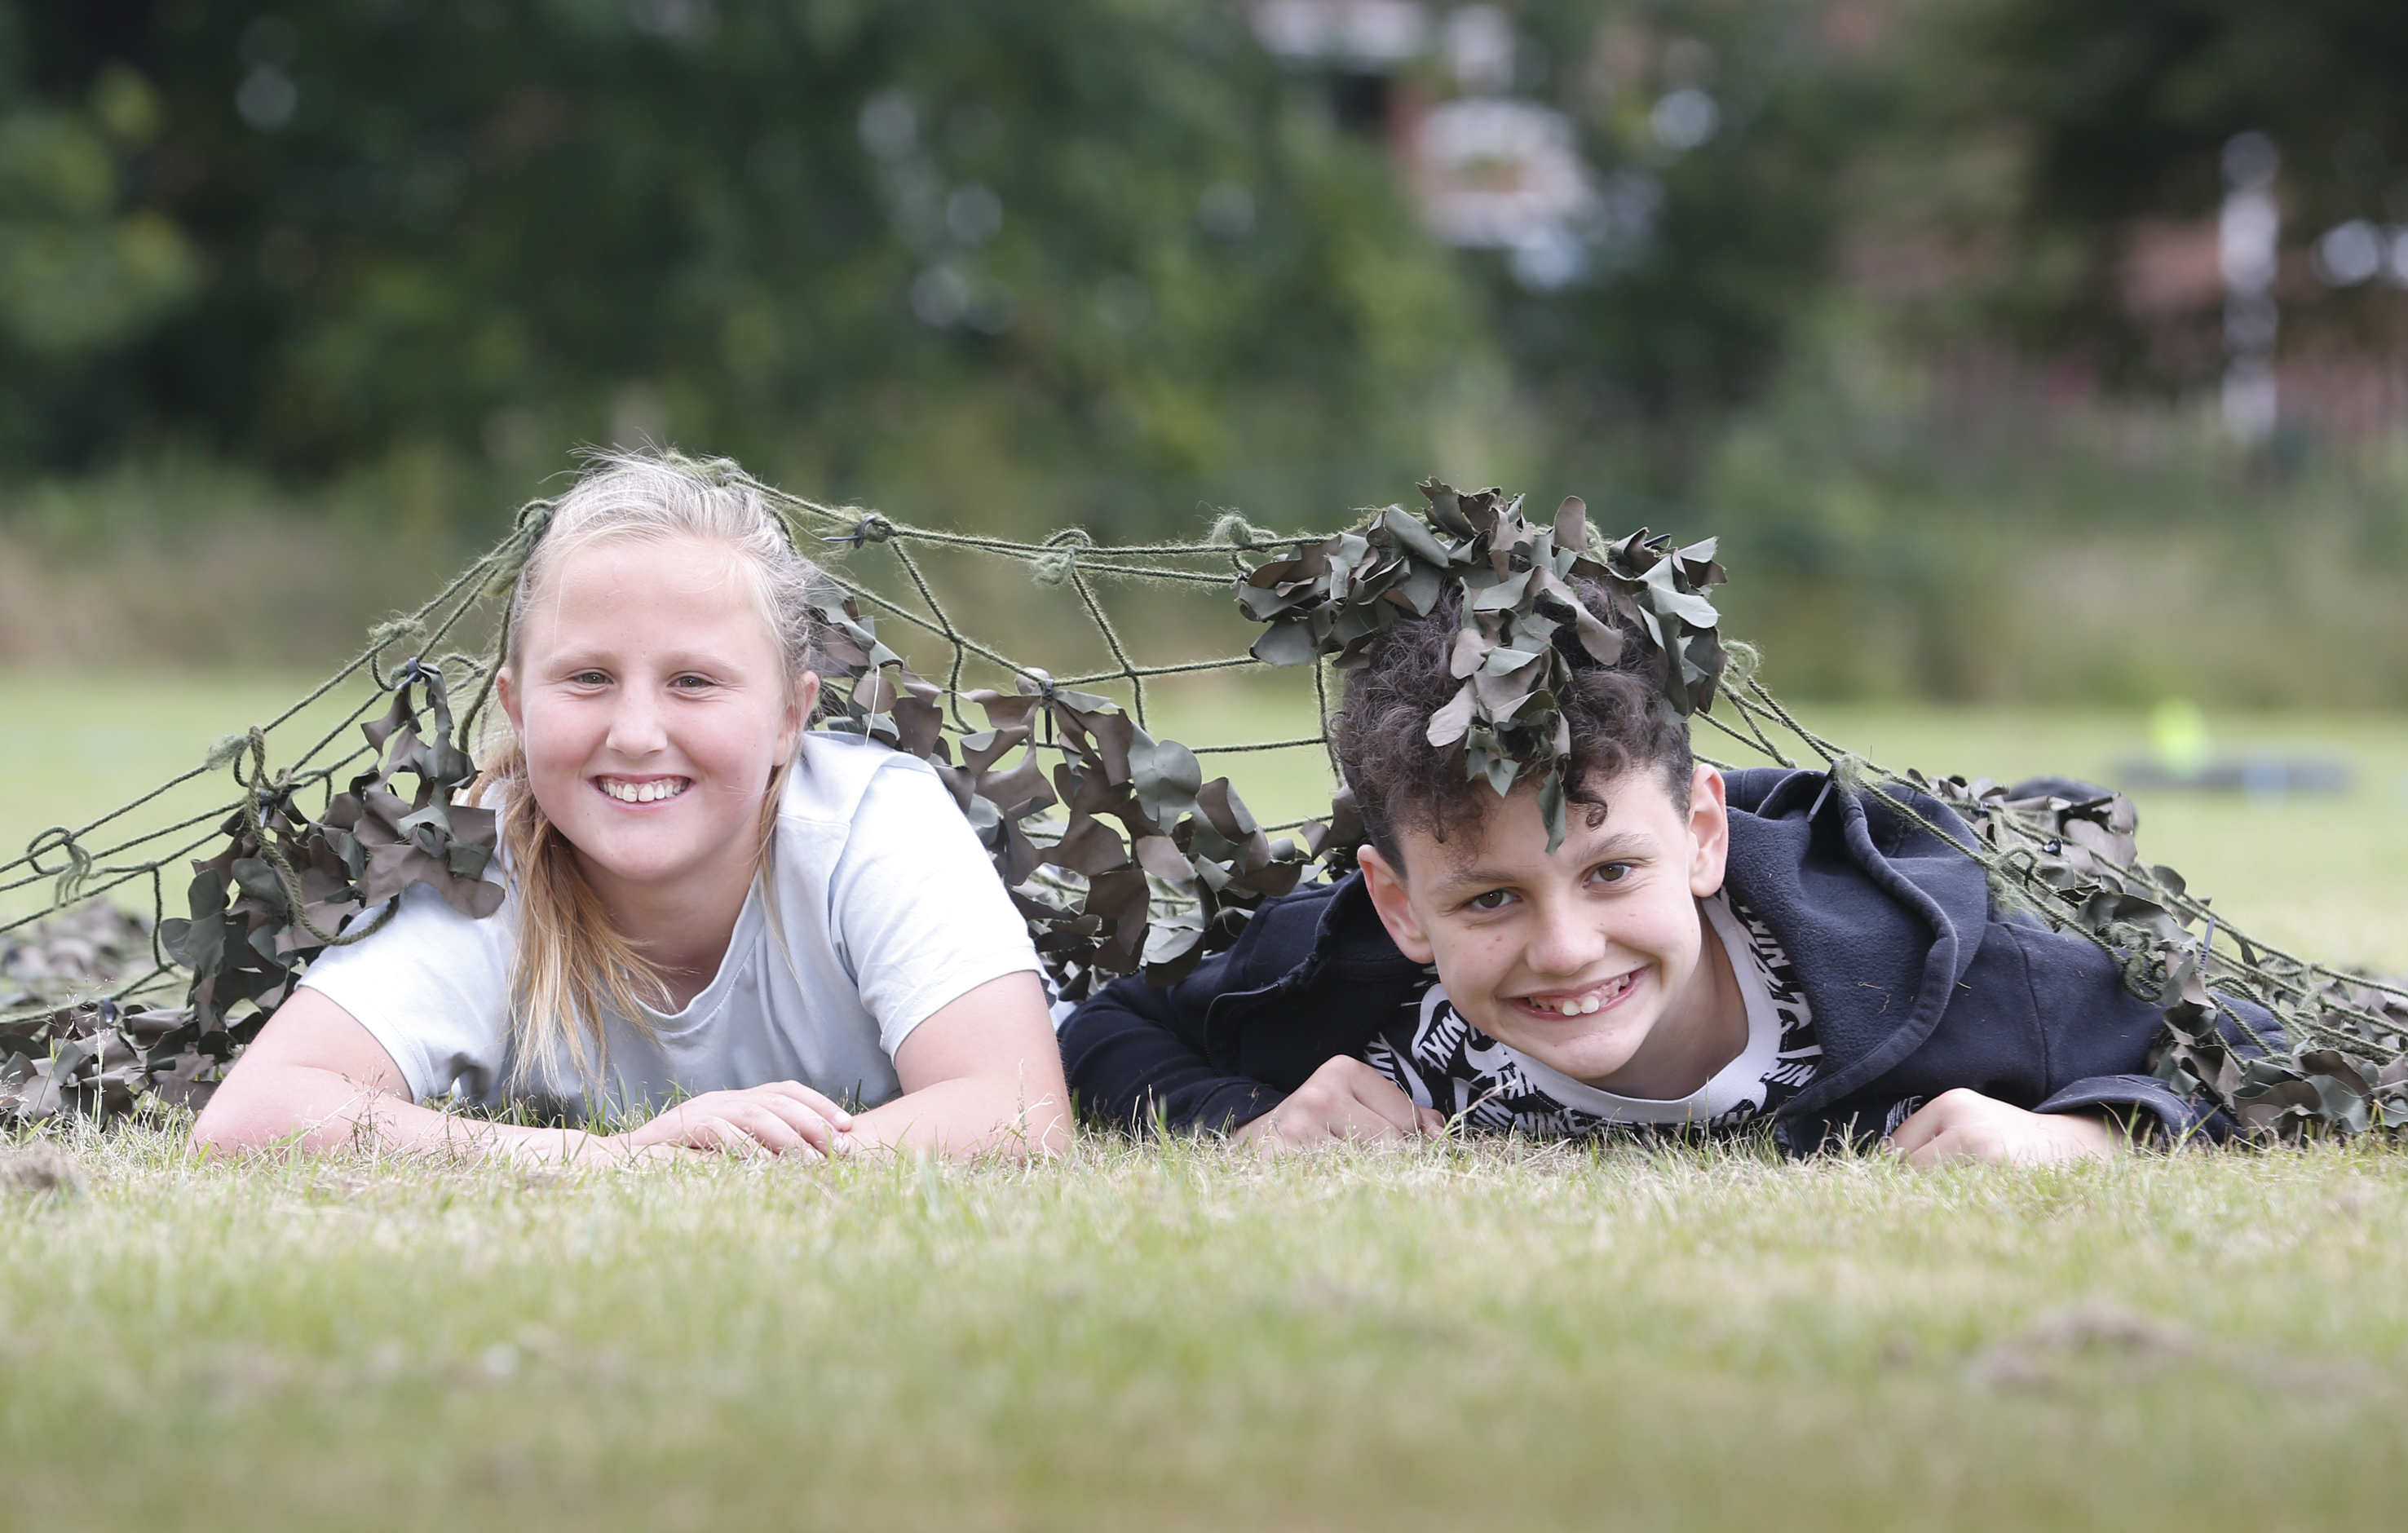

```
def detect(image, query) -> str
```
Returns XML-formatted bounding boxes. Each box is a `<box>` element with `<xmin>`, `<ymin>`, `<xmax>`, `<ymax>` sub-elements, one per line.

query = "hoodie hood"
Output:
<box><xmin>1719</xmin><ymin>767</ymin><xmax>1989</xmax><ymax>1117</ymax></box>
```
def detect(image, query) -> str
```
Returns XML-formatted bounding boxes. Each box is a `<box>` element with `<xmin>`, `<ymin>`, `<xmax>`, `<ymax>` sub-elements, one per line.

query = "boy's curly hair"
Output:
<box><xmin>1332</xmin><ymin>577</ymin><xmax>1693</xmax><ymax>871</ymax></box>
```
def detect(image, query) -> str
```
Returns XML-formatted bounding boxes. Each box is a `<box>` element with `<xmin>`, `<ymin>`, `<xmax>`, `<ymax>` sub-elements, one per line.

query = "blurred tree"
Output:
<box><xmin>1955</xmin><ymin>0</ymin><xmax>2408</xmax><ymax>373</ymax></box>
<box><xmin>1449</xmin><ymin>0</ymin><xmax>1901</xmax><ymax>484</ymax></box>
<box><xmin>0</xmin><ymin>7</ymin><xmax>201</xmax><ymax>464</ymax></box>
<box><xmin>7</xmin><ymin>0</ymin><xmax>1490</xmax><ymax>530</ymax></box>
<box><xmin>1978</xmin><ymin>0</ymin><xmax>2408</xmax><ymax>229</ymax></box>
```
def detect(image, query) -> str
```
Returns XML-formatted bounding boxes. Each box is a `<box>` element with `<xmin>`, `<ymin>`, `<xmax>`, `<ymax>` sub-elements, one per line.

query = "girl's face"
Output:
<box><xmin>497</xmin><ymin>537</ymin><xmax>813</xmax><ymax>912</ymax></box>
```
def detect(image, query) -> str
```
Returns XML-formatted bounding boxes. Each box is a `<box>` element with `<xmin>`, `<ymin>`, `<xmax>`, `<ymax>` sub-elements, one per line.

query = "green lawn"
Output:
<box><xmin>7</xmin><ymin>1129</ymin><xmax>2408</xmax><ymax>1531</ymax></box>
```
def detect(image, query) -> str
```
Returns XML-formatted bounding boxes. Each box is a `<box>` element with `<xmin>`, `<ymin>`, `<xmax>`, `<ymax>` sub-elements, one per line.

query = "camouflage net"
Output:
<box><xmin>5</xmin><ymin>466</ymin><xmax>2406</xmax><ymax>1138</ymax></box>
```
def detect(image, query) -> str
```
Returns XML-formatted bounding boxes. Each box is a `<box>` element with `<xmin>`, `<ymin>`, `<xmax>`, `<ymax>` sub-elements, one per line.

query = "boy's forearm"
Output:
<box><xmin>1060</xmin><ymin>979</ymin><xmax>1278</xmax><ymax>1133</ymax></box>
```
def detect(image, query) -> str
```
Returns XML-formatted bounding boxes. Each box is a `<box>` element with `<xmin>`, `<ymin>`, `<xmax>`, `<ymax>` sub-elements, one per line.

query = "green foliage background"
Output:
<box><xmin>5</xmin><ymin>0</ymin><xmax>2408</xmax><ymax>700</ymax></box>
<box><xmin>4</xmin><ymin>0</ymin><xmax>1500</xmax><ymax>528</ymax></box>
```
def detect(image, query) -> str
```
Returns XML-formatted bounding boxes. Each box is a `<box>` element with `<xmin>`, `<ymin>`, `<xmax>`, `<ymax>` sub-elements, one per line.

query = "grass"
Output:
<box><xmin>7</xmin><ymin>1125</ymin><xmax>2408</xmax><ymax>1531</ymax></box>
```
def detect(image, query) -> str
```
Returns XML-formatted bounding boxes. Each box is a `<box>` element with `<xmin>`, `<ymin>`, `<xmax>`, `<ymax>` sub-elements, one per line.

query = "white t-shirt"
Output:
<box><xmin>299</xmin><ymin>732</ymin><xmax>1041</xmax><ymax>1121</ymax></box>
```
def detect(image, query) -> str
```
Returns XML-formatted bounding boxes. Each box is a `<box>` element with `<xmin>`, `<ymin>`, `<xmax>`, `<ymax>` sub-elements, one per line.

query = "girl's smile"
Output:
<box><xmin>595</xmin><ymin>775</ymin><xmax>692</xmax><ymax>804</ymax></box>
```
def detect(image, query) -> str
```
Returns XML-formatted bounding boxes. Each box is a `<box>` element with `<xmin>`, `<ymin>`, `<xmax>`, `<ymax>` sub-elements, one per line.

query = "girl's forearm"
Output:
<box><xmin>192</xmin><ymin>1065</ymin><xmax>603</xmax><ymax>1162</ymax></box>
<box><xmin>848</xmin><ymin>1076</ymin><xmax>1072</xmax><ymax>1159</ymax></box>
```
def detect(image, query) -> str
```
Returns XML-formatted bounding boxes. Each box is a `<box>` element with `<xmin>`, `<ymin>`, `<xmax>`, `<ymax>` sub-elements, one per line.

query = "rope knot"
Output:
<box><xmin>1032</xmin><ymin>528</ymin><xmax>1092</xmax><ymax>585</ymax></box>
<box><xmin>1209</xmin><ymin>510</ymin><xmax>1275</xmax><ymax>548</ymax></box>
<box><xmin>480</xmin><ymin>501</ymin><xmax>558</xmax><ymax>599</ymax></box>
<box><xmin>823</xmin><ymin>515</ymin><xmax>895</xmax><ymax>550</ymax></box>
<box><xmin>1720</xmin><ymin>638</ymin><xmax>1763</xmax><ymax>688</ymax></box>
<box><xmin>367</xmin><ymin>617</ymin><xmax>426</xmax><ymax>653</ymax></box>
<box><xmin>25</xmin><ymin>828</ymin><xmax>94</xmax><ymax>908</ymax></box>
<box><xmin>373</xmin><ymin>649</ymin><xmax>436</xmax><ymax>691</ymax></box>
<box><xmin>24</xmin><ymin>826</ymin><xmax>81</xmax><ymax>873</ymax></box>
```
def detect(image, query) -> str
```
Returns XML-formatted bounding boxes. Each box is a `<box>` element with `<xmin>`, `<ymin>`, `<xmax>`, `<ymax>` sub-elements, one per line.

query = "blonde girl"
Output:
<box><xmin>196</xmin><ymin>453</ymin><xmax>1068</xmax><ymax>1160</ymax></box>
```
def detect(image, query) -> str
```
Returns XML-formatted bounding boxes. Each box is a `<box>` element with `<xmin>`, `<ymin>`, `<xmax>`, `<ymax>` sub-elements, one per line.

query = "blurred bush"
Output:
<box><xmin>0</xmin><ymin>29</ymin><xmax>200</xmax><ymax>463</ymax></box>
<box><xmin>1699</xmin><ymin>322</ymin><xmax>2408</xmax><ymax>706</ymax></box>
<box><xmin>4</xmin><ymin>0</ymin><xmax>1498</xmax><ymax>534</ymax></box>
<box><xmin>4</xmin><ymin>1</ymin><xmax>2408</xmax><ymax>698</ymax></box>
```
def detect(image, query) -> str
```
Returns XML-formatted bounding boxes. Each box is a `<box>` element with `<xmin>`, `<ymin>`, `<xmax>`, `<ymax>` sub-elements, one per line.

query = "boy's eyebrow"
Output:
<box><xmin>1427</xmin><ymin>828</ymin><xmax>1659</xmax><ymax>893</ymax></box>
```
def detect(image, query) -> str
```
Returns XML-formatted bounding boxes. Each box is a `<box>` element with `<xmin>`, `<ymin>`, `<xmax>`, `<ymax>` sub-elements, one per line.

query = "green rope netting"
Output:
<box><xmin>4</xmin><ymin>464</ymin><xmax>2406</xmax><ymax>1138</ymax></box>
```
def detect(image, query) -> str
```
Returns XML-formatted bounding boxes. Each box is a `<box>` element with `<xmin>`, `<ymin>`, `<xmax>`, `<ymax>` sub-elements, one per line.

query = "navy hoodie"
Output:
<box><xmin>1059</xmin><ymin>768</ymin><xmax>2272</xmax><ymax>1152</ymax></box>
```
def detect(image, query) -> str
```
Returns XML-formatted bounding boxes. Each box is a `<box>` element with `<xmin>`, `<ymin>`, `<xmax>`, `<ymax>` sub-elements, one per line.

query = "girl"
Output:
<box><xmin>194</xmin><ymin>453</ymin><xmax>1069</xmax><ymax>1160</ymax></box>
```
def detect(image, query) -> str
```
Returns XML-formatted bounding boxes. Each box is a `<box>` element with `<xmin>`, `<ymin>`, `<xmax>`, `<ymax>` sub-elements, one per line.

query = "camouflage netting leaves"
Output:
<box><xmin>10</xmin><ymin>462</ymin><xmax>2408</xmax><ymax>1142</ymax></box>
<box><xmin>2</xmin><ymin>998</ymin><xmax>211</xmax><ymax>1125</ymax></box>
<box><xmin>162</xmin><ymin>661</ymin><xmax>497</xmax><ymax>1036</ymax></box>
<box><xmin>1239</xmin><ymin>479</ymin><xmax>1726</xmax><ymax>850</ymax></box>
<box><xmin>2</xmin><ymin>903</ymin><xmax>188</xmax><ymax>1124</ymax></box>
<box><xmin>3</xmin><ymin>663</ymin><xmax>497</xmax><ymax>1128</ymax></box>
<box><xmin>812</xmin><ymin>596</ymin><xmax>1332</xmax><ymax>996</ymax></box>
<box><xmin>1899</xmin><ymin>772</ymin><xmax>2408</xmax><ymax>1138</ymax></box>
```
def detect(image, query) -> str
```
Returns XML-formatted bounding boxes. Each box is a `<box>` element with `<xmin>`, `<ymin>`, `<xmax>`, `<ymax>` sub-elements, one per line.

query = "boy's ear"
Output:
<box><xmin>1686</xmin><ymin>764</ymin><xmax>1730</xmax><ymax>899</ymax></box>
<box><xmin>1357</xmin><ymin>845</ymin><xmax>1436</xmax><ymax>965</ymax></box>
<box><xmin>497</xmin><ymin>667</ymin><xmax>522</xmax><ymax>735</ymax></box>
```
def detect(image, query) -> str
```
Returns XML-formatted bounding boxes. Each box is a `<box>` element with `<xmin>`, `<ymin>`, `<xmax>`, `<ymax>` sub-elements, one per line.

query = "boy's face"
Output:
<box><xmin>1358</xmin><ymin>763</ymin><xmax>1734</xmax><ymax>1096</ymax></box>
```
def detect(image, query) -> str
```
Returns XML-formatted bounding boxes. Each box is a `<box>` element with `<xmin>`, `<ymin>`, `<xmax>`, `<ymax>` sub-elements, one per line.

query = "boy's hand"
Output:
<box><xmin>1889</xmin><ymin>1088</ymin><xmax>2123</xmax><ymax>1167</ymax></box>
<box><xmin>1232</xmin><ymin>1057</ymin><xmax>1446</xmax><ymax>1154</ymax></box>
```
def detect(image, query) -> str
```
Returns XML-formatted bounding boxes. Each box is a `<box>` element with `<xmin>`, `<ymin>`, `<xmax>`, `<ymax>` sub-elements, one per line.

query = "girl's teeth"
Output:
<box><xmin>605</xmin><ymin>780</ymin><xmax>683</xmax><ymax>802</ymax></box>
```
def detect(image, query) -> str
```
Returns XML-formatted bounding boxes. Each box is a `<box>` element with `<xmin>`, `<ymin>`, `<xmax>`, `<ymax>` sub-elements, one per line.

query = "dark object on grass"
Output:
<box><xmin>2115</xmin><ymin>756</ymin><xmax>2351</xmax><ymax>796</ymax></box>
<box><xmin>1</xmin><ymin>901</ymin><xmax>152</xmax><ymax>1013</ymax></box>
<box><xmin>0</xmin><ymin>1140</ymin><xmax>82</xmax><ymax>1198</ymax></box>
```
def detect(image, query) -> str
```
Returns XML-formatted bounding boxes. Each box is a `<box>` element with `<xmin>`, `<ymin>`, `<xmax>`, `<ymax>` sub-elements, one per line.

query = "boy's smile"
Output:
<box><xmin>1358</xmin><ymin>763</ymin><xmax>1744</xmax><ymax>1100</ymax></box>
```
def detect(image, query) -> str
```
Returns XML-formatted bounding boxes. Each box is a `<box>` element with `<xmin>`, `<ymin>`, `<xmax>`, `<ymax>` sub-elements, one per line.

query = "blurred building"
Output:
<box><xmin>1250</xmin><ymin>1</ymin><xmax>1619</xmax><ymax>292</ymax></box>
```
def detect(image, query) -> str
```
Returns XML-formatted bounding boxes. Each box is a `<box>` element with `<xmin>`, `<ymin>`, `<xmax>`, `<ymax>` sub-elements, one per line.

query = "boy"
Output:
<box><xmin>1059</xmin><ymin>578</ymin><xmax>2256</xmax><ymax>1164</ymax></box>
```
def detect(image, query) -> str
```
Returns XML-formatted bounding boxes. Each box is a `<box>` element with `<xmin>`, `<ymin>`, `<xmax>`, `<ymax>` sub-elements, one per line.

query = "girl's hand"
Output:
<box><xmin>616</xmin><ymin>1081</ymin><xmax>857</xmax><ymax>1160</ymax></box>
<box><xmin>1888</xmin><ymin>1088</ymin><xmax>2124</xmax><ymax>1167</ymax></box>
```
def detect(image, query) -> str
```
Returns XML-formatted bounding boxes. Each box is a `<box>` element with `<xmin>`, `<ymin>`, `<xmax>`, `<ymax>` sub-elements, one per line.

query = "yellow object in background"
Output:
<box><xmin>2150</xmin><ymin>697</ymin><xmax>2213</xmax><ymax>778</ymax></box>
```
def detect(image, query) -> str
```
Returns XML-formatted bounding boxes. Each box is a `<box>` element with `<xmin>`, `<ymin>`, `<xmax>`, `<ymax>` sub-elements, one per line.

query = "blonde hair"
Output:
<box><xmin>483</xmin><ymin>450</ymin><xmax>825</xmax><ymax>1089</ymax></box>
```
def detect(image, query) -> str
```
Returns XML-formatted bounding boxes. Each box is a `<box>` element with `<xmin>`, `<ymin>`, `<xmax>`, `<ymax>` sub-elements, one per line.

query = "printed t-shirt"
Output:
<box><xmin>1363</xmin><ymin>892</ymin><xmax>1820</xmax><ymax>1136</ymax></box>
<box><xmin>298</xmin><ymin>732</ymin><xmax>1040</xmax><ymax>1120</ymax></box>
